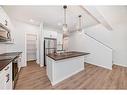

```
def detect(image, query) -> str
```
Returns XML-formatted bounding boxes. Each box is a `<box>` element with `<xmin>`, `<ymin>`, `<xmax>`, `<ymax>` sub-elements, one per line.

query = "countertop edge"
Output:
<box><xmin>47</xmin><ymin>52</ymin><xmax>90</xmax><ymax>61</ymax></box>
<box><xmin>0</xmin><ymin>52</ymin><xmax>22</xmax><ymax>71</ymax></box>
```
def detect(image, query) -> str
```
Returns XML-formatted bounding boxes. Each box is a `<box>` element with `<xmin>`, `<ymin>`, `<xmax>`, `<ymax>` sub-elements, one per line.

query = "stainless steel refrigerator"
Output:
<box><xmin>44</xmin><ymin>37</ymin><xmax>57</xmax><ymax>66</ymax></box>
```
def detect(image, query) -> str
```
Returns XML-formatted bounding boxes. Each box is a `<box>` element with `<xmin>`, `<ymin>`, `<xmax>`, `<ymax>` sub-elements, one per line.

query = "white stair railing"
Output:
<box><xmin>84</xmin><ymin>33</ymin><xmax>112</xmax><ymax>50</ymax></box>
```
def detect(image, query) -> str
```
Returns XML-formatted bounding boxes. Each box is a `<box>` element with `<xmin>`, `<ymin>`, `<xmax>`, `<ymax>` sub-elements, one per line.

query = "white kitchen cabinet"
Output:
<box><xmin>44</xmin><ymin>30</ymin><xmax>57</xmax><ymax>38</ymax></box>
<box><xmin>0</xmin><ymin>6</ymin><xmax>11</xmax><ymax>30</ymax></box>
<box><xmin>5</xmin><ymin>63</ymin><xmax>12</xmax><ymax>89</ymax></box>
<box><xmin>0</xmin><ymin>6</ymin><xmax>14</xmax><ymax>44</ymax></box>
<box><xmin>0</xmin><ymin>7</ymin><xmax>5</xmax><ymax>26</ymax></box>
<box><xmin>0</xmin><ymin>70</ymin><xmax>6</xmax><ymax>89</ymax></box>
<box><xmin>0</xmin><ymin>62</ymin><xmax>12</xmax><ymax>90</ymax></box>
<box><xmin>46</xmin><ymin>55</ymin><xmax>85</xmax><ymax>86</ymax></box>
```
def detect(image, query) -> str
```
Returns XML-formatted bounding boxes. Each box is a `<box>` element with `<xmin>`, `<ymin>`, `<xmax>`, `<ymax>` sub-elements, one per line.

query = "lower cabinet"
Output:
<box><xmin>0</xmin><ymin>72</ymin><xmax>6</xmax><ymax>89</ymax></box>
<box><xmin>0</xmin><ymin>62</ymin><xmax>12</xmax><ymax>90</ymax></box>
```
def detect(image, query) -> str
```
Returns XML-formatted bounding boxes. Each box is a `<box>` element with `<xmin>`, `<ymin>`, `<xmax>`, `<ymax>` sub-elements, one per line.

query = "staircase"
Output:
<box><xmin>68</xmin><ymin>29</ymin><xmax>113</xmax><ymax>69</ymax></box>
<box><xmin>84</xmin><ymin>33</ymin><xmax>112</xmax><ymax>50</ymax></box>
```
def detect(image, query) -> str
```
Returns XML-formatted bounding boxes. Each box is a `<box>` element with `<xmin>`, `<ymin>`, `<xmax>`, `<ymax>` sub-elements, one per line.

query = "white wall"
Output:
<box><xmin>85</xmin><ymin>24</ymin><xmax>112</xmax><ymax>48</ymax></box>
<box><xmin>68</xmin><ymin>31</ymin><xmax>112</xmax><ymax>69</ymax></box>
<box><xmin>5</xmin><ymin>19</ymin><xmax>40</xmax><ymax>67</ymax></box>
<box><xmin>39</xmin><ymin>22</ymin><xmax>44</xmax><ymax>67</ymax></box>
<box><xmin>95</xmin><ymin>6</ymin><xmax>127</xmax><ymax>67</ymax></box>
<box><xmin>68</xmin><ymin>6</ymin><xmax>127</xmax><ymax>68</ymax></box>
<box><xmin>112</xmin><ymin>23</ymin><xmax>127</xmax><ymax>67</ymax></box>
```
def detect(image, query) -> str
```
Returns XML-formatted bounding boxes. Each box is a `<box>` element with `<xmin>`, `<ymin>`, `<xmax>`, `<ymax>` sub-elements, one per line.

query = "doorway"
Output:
<box><xmin>26</xmin><ymin>34</ymin><xmax>37</xmax><ymax>64</ymax></box>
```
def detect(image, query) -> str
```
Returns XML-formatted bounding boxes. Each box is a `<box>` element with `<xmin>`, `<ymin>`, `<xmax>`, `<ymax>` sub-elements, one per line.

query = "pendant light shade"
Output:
<box><xmin>63</xmin><ymin>24</ymin><xmax>68</xmax><ymax>33</ymax></box>
<box><xmin>63</xmin><ymin>5</ymin><xmax>69</xmax><ymax>36</ymax></box>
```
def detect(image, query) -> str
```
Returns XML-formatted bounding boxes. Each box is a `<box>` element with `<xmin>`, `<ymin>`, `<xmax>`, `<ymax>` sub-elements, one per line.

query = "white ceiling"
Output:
<box><xmin>3</xmin><ymin>5</ymin><xmax>99</xmax><ymax>32</ymax></box>
<box><xmin>96</xmin><ymin>6</ymin><xmax>127</xmax><ymax>24</ymax></box>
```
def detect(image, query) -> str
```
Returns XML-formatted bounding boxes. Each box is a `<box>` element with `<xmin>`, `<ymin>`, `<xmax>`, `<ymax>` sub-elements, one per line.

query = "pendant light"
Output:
<box><xmin>77</xmin><ymin>15</ymin><xmax>82</xmax><ymax>32</ymax></box>
<box><xmin>63</xmin><ymin>5</ymin><xmax>68</xmax><ymax>36</ymax></box>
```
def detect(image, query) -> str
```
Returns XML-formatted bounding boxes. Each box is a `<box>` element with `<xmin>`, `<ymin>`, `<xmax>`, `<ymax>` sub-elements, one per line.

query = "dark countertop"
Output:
<box><xmin>0</xmin><ymin>52</ymin><xmax>22</xmax><ymax>71</ymax></box>
<box><xmin>47</xmin><ymin>51</ymin><xmax>90</xmax><ymax>61</ymax></box>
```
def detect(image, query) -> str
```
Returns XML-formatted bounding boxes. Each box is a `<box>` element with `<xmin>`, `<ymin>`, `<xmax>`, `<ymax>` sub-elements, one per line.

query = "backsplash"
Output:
<box><xmin>0</xmin><ymin>44</ymin><xmax>7</xmax><ymax>54</ymax></box>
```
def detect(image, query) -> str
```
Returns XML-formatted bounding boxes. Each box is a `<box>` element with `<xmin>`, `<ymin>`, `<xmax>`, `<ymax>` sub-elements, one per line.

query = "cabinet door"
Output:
<box><xmin>0</xmin><ymin>7</ymin><xmax>14</xmax><ymax>44</ymax></box>
<box><xmin>0</xmin><ymin>72</ymin><xmax>6</xmax><ymax>89</ymax></box>
<box><xmin>4</xmin><ymin>63</ymin><xmax>12</xmax><ymax>90</ymax></box>
<box><xmin>0</xmin><ymin>7</ymin><xmax>5</xmax><ymax>25</ymax></box>
<box><xmin>0</xmin><ymin>63</ymin><xmax>13</xmax><ymax>90</ymax></box>
<box><xmin>46</xmin><ymin>57</ymin><xmax>53</xmax><ymax>81</ymax></box>
<box><xmin>0</xmin><ymin>7</ymin><xmax>11</xmax><ymax>29</ymax></box>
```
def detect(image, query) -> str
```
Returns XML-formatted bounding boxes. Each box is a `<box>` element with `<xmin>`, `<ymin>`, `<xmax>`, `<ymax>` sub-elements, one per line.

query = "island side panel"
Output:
<box><xmin>46</xmin><ymin>57</ymin><xmax>54</xmax><ymax>82</ymax></box>
<box><xmin>52</xmin><ymin>56</ymin><xmax>85</xmax><ymax>85</ymax></box>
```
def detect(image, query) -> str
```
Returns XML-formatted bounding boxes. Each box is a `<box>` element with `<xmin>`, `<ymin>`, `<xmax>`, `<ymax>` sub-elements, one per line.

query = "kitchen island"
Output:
<box><xmin>46</xmin><ymin>51</ymin><xmax>89</xmax><ymax>86</ymax></box>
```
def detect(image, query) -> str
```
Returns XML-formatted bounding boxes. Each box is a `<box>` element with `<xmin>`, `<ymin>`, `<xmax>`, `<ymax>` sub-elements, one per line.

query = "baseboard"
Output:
<box><xmin>27</xmin><ymin>60</ymin><xmax>36</xmax><ymax>62</ymax></box>
<box><xmin>85</xmin><ymin>62</ymin><xmax>112</xmax><ymax>70</ymax></box>
<box><xmin>40</xmin><ymin>64</ymin><xmax>44</xmax><ymax>67</ymax></box>
<box><xmin>96</xmin><ymin>64</ymin><xmax>112</xmax><ymax>70</ymax></box>
<box><xmin>113</xmin><ymin>63</ymin><xmax>127</xmax><ymax>67</ymax></box>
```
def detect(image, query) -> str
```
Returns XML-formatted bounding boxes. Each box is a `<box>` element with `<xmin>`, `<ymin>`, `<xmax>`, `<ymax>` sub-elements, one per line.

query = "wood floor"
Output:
<box><xmin>15</xmin><ymin>61</ymin><xmax>127</xmax><ymax>90</ymax></box>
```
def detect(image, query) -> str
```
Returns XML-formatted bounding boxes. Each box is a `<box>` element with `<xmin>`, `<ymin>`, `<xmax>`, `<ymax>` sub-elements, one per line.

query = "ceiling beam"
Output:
<box><xmin>81</xmin><ymin>6</ymin><xmax>112</xmax><ymax>31</ymax></box>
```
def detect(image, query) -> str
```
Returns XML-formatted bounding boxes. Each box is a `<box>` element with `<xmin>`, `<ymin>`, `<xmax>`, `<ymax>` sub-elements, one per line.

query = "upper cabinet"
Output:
<box><xmin>0</xmin><ymin>6</ymin><xmax>14</xmax><ymax>43</ymax></box>
<box><xmin>0</xmin><ymin>7</ymin><xmax>10</xmax><ymax>29</ymax></box>
<box><xmin>44</xmin><ymin>30</ymin><xmax>57</xmax><ymax>38</ymax></box>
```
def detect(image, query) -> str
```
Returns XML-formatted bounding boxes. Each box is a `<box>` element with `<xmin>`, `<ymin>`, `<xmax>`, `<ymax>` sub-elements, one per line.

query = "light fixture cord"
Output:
<box><xmin>79</xmin><ymin>16</ymin><xmax>81</xmax><ymax>30</ymax></box>
<box><xmin>79</xmin><ymin>15</ymin><xmax>82</xmax><ymax>31</ymax></box>
<box><xmin>64</xmin><ymin>7</ymin><xmax>66</xmax><ymax>24</ymax></box>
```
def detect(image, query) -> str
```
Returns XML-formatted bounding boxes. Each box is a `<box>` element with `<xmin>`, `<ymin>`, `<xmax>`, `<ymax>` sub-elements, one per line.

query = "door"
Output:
<box><xmin>26</xmin><ymin>34</ymin><xmax>37</xmax><ymax>61</ymax></box>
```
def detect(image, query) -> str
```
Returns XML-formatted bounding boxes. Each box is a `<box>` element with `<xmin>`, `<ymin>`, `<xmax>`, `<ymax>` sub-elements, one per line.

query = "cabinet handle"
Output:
<box><xmin>4</xmin><ymin>66</ymin><xmax>9</xmax><ymax>71</ymax></box>
<box><xmin>7</xmin><ymin>32</ymin><xmax>11</xmax><ymax>39</ymax></box>
<box><xmin>6</xmin><ymin>74</ymin><xmax>9</xmax><ymax>83</ymax></box>
<box><xmin>5</xmin><ymin>20</ymin><xmax>8</xmax><ymax>26</ymax></box>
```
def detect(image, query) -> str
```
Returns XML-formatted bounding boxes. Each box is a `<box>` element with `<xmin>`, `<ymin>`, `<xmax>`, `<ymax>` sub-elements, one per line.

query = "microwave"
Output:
<box><xmin>0</xmin><ymin>23</ymin><xmax>11</xmax><ymax>42</ymax></box>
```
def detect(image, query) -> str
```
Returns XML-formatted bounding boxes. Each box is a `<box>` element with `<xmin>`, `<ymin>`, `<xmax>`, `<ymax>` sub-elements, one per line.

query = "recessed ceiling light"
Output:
<box><xmin>29</xmin><ymin>19</ymin><xmax>34</xmax><ymax>22</ymax></box>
